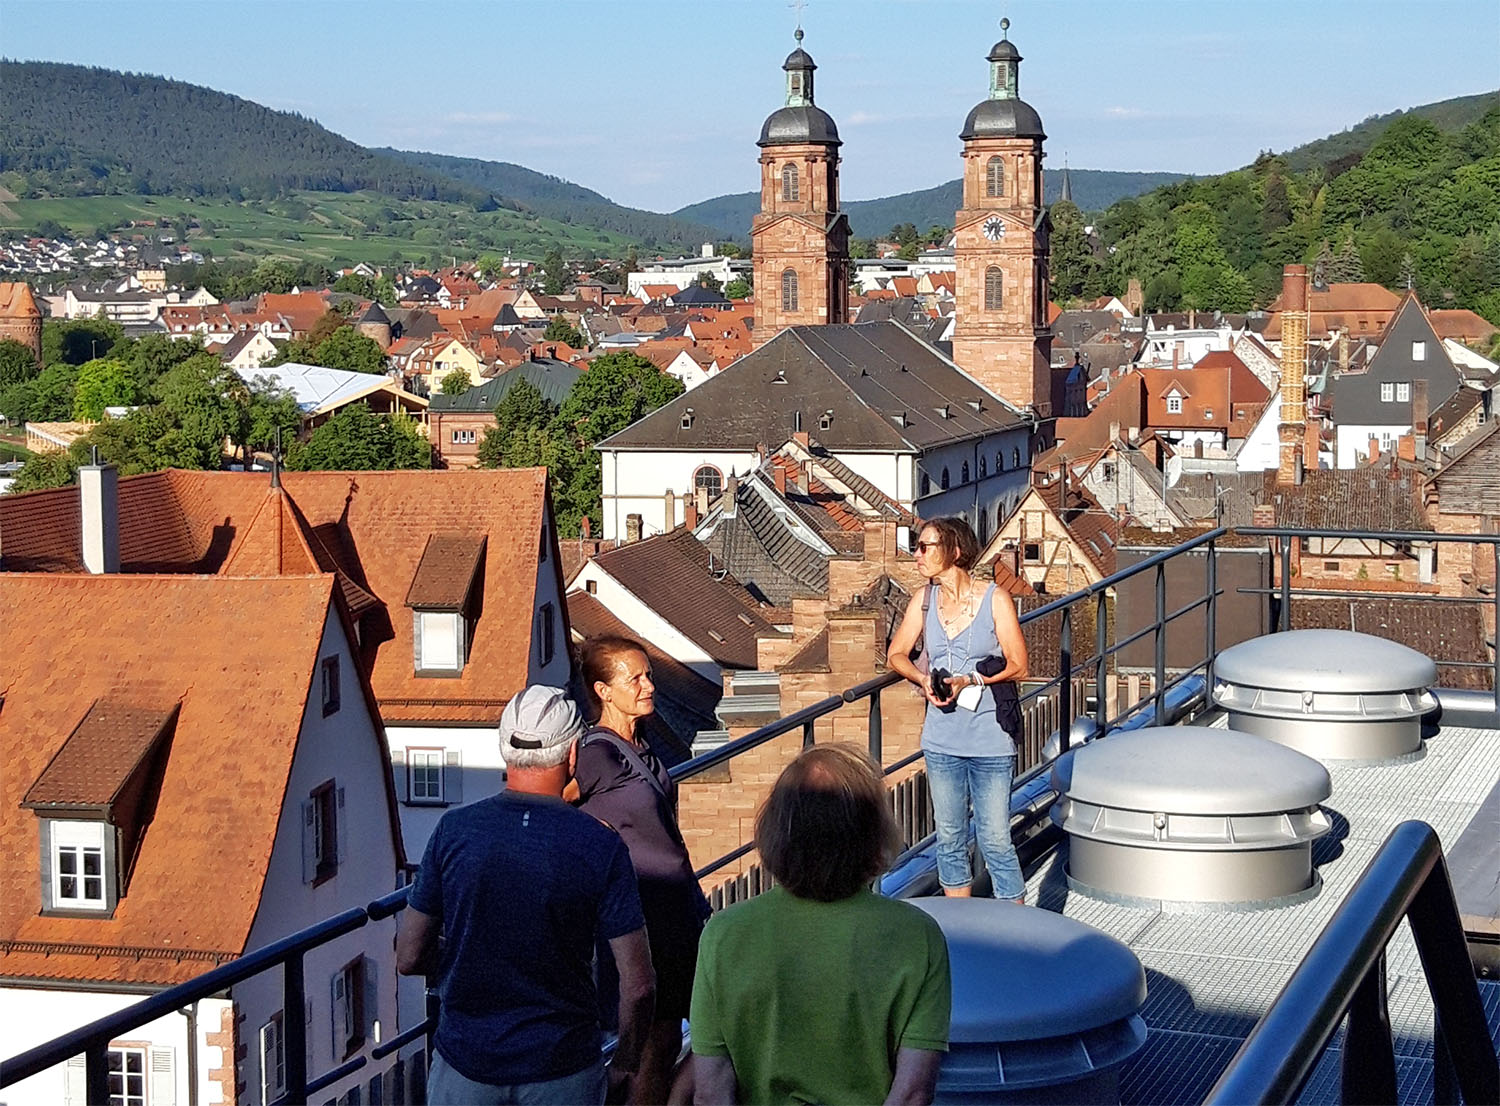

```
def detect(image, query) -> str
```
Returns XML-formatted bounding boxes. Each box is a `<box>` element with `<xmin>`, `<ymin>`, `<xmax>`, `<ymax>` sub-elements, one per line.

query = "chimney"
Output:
<box><xmin>1109</xmin><ymin>420</ymin><xmax>1121</xmax><ymax>444</ymax></box>
<box><xmin>1304</xmin><ymin>419</ymin><xmax>1319</xmax><ymax>472</ymax></box>
<box><xmin>773</xmin><ymin>465</ymin><xmax>787</xmax><ymax>496</ymax></box>
<box><xmin>625</xmin><ymin>513</ymin><xmax>643</xmax><ymax>543</ymax></box>
<box><xmin>683</xmin><ymin>500</ymin><xmax>699</xmax><ymax>530</ymax></box>
<box><xmin>1276</xmin><ymin>264</ymin><xmax>1310</xmax><ymax>487</ymax></box>
<box><xmin>80</xmin><ymin>462</ymin><xmax>121</xmax><ymax>574</ymax></box>
<box><xmin>664</xmin><ymin>489</ymin><xmax>676</xmax><ymax>525</ymax></box>
<box><xmin>580</xmin><ymin>515</ymin><xmax>591</xmax><ymax>539</ymax></box>
<box><xmin>1412</xmin><ymin>378</ymin><xmax>1429</xmax><ymax>458</ymax></box>
<box><xmin>792</xmin><ymin>430</ymin><xmax>810</xmax><ymax>450</ymax></box>
<box><xmin>1398</xmin><ymin>434</ymin><xmax>1416</xmax><ymax>462</ymax></box>
<box><xmin>1172</xmin><ymin>347</ymin><xmax>1179</xmax><ymax>373</ymax></box>
<box><xmin>1294</xmin><ymin>447</ymin><xmax>1305</xmax><ymax>485</ymax></box>
<box><xmin>1338</xmin><ymin>330</ymin><xmax>1350</xmax><ymax>373</ymax></box>
<box><xmin>725</xmin><ymin>472</ymin><xmax>738</xmax><ymax>501</ymax></box>
<box><xmin>1369</xmin><ymin>435</ymin><xmax>1381</xmax><ymax>461</ymax></box>
<box><xmin>794</xmin><ymin>462</ymin><xmax>809</xmax><ymax>496</ymax></box>
<box><xmin>696</xmin><ymin>484</ymin><xmax>710</xmax><ymax>518</ymax></box>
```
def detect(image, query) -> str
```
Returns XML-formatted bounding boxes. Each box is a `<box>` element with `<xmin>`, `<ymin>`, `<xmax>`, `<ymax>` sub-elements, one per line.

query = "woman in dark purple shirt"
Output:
<box><xmin>573</xmin><ymin>635</ymin><xmax>710</xmax><ymax>1105</ymax></box>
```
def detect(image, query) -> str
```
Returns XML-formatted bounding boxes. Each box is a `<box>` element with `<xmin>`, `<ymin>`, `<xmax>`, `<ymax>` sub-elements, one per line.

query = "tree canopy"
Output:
<box><xmin>286</xmin><ymin>404</ymin><xmax>430</xmax><ymax>471</ymax></box>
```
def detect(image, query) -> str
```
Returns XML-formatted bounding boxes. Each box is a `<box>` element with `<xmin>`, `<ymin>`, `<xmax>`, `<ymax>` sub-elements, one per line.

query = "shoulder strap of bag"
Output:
<box><xmin>582</xmin><ymin>727</ymin><xmax>668</xmax><ymax>798</ymax></box>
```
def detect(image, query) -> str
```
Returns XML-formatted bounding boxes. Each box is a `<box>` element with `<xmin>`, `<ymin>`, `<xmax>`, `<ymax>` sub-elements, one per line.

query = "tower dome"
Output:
<box><xmin>758</xmin><ymin>29</ymin><xmax>841</xmax><ymax>148</ymax></box>
<box><xmin>960</xmin><ymin>20</ymin><xmax>1046</xmax><ymax>141</ymax></box>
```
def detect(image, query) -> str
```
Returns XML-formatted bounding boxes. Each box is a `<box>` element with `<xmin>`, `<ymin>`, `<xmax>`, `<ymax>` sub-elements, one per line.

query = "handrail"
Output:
<box><xmin>1205</xmin><ymin>821</ymin><xmax>1499</xmax><ymax>1106</ymax></box>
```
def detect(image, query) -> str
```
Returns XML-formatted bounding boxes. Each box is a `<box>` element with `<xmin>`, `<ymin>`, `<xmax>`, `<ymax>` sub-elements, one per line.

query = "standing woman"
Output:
<box><xmin>573</xmin><ymin>636</ymin><xmax>711</xmax><ymax>1105</ymax></box>
<box><xmin>887</xmin><ymin>517</ymin><xmax>1030</xmax><ymax>903</ymax></box>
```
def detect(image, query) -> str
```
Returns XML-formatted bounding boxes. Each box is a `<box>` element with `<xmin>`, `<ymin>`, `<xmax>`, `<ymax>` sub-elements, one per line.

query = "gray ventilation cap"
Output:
<box><xmin>1213</xmin><ymin>629</ymin><xmax>1437</xmax><ymax>695</ymax></box>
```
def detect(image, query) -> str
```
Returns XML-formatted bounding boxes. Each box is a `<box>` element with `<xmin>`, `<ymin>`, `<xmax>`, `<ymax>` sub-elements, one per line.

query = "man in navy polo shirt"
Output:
<box><xmin>398</xmin><ymin>685</ymin><xmax>655</xmax><ymax>1105</ymax></box>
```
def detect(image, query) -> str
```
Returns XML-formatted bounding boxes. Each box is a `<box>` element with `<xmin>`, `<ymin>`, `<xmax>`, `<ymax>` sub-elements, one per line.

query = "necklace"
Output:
<box><xmin>939</xmin><ymin>579</ymin><xmax>975</xmax><ymax>627</ymax></box>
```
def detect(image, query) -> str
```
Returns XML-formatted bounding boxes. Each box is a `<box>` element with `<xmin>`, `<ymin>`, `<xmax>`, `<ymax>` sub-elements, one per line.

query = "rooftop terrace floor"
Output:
<box><xmin>1024</xmin><ymin>714</ymin><xmax>1500</xmax><ymax>1105</ymax></box>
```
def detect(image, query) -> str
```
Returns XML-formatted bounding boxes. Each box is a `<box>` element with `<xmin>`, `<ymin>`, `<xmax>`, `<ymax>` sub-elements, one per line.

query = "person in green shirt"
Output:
<box><xmin>690</xmin><ymin>744</ymin><xmax>951</xmax><ymax>1106</ymax></box>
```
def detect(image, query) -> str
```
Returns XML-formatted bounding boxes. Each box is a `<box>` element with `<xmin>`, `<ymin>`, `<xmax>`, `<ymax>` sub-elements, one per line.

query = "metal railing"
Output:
<box><xmin>1206</xmin><ymin>820</ymin><xmax>1499</xmax><ymax>1105</ymax></box>
<box><xmin>4</xmin><ymin>523</ymin><xmax>1496</xmax><ymax>1101</ymax></box>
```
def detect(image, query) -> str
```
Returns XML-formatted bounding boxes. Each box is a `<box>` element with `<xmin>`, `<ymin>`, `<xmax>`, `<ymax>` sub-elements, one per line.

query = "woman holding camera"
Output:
<box><xmin>888</xmin><ymin>516</ymin><xmax>1030</xmax><ymax>903</ymax></box>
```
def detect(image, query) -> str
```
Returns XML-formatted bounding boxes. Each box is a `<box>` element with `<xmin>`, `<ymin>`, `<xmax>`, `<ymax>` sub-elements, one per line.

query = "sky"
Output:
<box><xmin>6</xmin><ymin>0</ymin><xmax>1499</xmax><ymax>212</ymax></box>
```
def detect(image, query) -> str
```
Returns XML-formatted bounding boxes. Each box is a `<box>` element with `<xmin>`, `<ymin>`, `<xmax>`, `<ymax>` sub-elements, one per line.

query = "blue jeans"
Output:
<box><xmin>926</xmin><ymin>751</ymin><xmax>1025</xmax><ymax>899</ymax></box>
<box><xmin>427</xmin><ymin>1051</ymin><xmax>606</xmax><ymax>1106</ymax></box>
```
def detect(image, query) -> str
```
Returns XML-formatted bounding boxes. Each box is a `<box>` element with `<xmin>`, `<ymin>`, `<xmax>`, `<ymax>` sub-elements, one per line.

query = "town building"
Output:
<box><xmin>235</xmin><ymin>361</ymin><xmax>428</xmax><ymax>431</ymax></box>
<box><xmin>751</xmin><ymin>30</ymin><xmax>850</xmax><ymax>346</ymax></box>
<box><xmin>0</xmin><ymin>568</ymin><xmax>409</xmax><ymax>1106</ymax></box>
<box><xmin>0</xmin><ymin>282</ymin><xmax>43</xmax><ymax>365</ymax></box>
<box><xmin>428</xmin><ymin>357</ymin><xmax>581</xmax><ymax>469</ymax></box>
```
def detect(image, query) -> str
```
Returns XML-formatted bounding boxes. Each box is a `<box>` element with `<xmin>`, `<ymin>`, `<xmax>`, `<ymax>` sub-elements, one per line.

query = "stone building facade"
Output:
<box><xmin>0</xmin><ymin>282</ymin><xmax>44</xmax><ymax>366</ymax></box>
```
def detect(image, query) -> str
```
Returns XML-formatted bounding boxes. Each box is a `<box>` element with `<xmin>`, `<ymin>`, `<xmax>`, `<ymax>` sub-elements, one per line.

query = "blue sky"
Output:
<box><xmin>6</xmin><ymin>0</ymin><xmax>1498</xmax><ymax>212</ymax></box>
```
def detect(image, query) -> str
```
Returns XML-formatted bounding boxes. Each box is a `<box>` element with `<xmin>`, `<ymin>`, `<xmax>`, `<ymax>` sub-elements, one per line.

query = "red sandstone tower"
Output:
<box><xmin>0</xmin><ymin>282</ymin><xmax>43</xmax><ymax>367</ymax></box>
<box><xmin>951</xmin><ymin>19</ymin><xmax>1052</xmax><ymax>415</ymax></box>
<box><xmin>751</xmin><ymin>30</ymin><xmax>850</xmax><ymax>348</ymax></box>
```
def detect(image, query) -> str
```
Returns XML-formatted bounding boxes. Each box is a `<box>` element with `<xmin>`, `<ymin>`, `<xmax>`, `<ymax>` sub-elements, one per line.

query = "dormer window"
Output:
<box><xmin>407</xmin><ymin>533</ymin><xmax>487</xmax><ymax>677</ymax></box>
<box><xmin>24</xmin><ymin>699</ymin><xmax>180</xmax><ymax>918</ymax></box>
<box><xmin>1167</xmin><ymin>392</ymin><xmax>1183</xmax><ymax>414</ymax></box>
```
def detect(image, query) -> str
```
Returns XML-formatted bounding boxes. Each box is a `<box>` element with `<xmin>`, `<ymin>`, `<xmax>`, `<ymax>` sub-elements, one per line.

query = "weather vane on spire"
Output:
<box><xmin>790</xmin><ymin>0</ymin><xmax>807</xmax><ymax>37</ymax></box>
<box><xmin>1000</xmin><ymin>16</ymin><xmax>1011</xmax><ymax>38</ymax></box>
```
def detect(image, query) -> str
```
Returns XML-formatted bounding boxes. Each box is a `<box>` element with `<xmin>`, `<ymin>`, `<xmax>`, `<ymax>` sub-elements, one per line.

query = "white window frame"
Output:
<box><xmin>1166</xmin><ymin>393</ymin><xmax>1183</xmax><ymax>415</ymax></box>
<box><xmin>51</xmin><ymin>820</ymin><xmax>107</xmax><ymax>910</ymax></box>
<box><xmin>1411</xmin><ymin>341</ymin><xmax>1426</xmax><ymax>361</ymax></box>
<box><xmin>1396</xmin><ymin>381</ymin><xmax>1411</xmax><ymax>402</ymax></box>
<box><xmin>1381</xmin><ymin>382</ymin><xmax>1395</xmax><ymax>402</ymax></box>
<box><xmin>107</xmin><ymin>1046</ymin><xmax>147</xmax><ymax>1106</ymax></box>
<box><xmin>408</xmin><ymin>748</ymin><xmax>445</xmax><ymax>804</ymax></box>
<box><xmin>260</xmin><ymin>1014</ymin><xmax>286</xmax><ymax>1105</ymax></box>
<box><xmin>415</xmin><ymin>610</ymin><xmax>465</xmax><ymax>672</ymax></box>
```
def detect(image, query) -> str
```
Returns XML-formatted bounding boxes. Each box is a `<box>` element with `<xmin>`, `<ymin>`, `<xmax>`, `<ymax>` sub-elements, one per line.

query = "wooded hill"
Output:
<box><xmin>1044</xmin><ymin>94</ymin><xmax>1500</xmax><ymax>323</ymax></box>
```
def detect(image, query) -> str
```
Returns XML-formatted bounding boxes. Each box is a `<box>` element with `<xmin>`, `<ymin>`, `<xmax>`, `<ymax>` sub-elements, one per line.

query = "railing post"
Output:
<box><xmin>802</xmin><ymin>718</ymin><xmax>815</xmax><ymax>749</ymax></box>
<box><xmin>85</xmin><ymin>1043</ymin><xmax>110</xmax><ymax>1106</ymax></box>
<box><xmin>1279</xmin><ymin>535</ymin><xmax>1292</xmax><ymax>632</ymax></box>
<box><xmin>1059</xmin><ymin>606</ymin><xmax>1073</xmax><ymax>753</ymax></box>
<box><xmin>1154</xmin><ymin>561</ymin><xmax>1167</xmax><ymax>726</ymax></box>
<box><xmin>1341</xmin><ymin>952</ymin><xmax>1397</xmax><ymax>1105</ymax></box>
<box><xmin>867</xmin><ymin>688</ymin><xmax>882</xmax><ymax>765</ymax></box>
<box><xmin>283</xmin><ymin>953</ymin><xmax>308</xmax><ymax>1103</ymax></box>
<box><xmin>1205</xmin><ymin>538</ymin><xmax>1218</xmax><ymax>693</ymax></box>
<box><xmin>1094</xmin><ymin>591</ymin><xmax>1108</xmax><ymax>729</ymax></box>
<box><xmin>1434</xmin><ymin>1012</ymin><xmax>1457</xmax><ymax>1106</ymax></box>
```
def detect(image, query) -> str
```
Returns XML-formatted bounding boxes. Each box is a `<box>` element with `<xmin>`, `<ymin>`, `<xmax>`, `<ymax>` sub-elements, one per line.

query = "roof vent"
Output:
<box><xmin>1212</xmin><ymin>629</ymin><xmax>1437</xmax><ymax>762</ymax></box>
<box><xmin>938</xmin><ymin>404</ymin><xmax>952</xmax><ymax>419</ymax></box>
<box><xmin>909</xmin><ymin>899</ymin><xmax>1146</xmax><ymax>1101</ymax></box>
<box><xmin>892</xmin><ymin>412</ymin><xmax>909</xmax><ymax>427</ymax></box>
<box><xmin>681</xmin><ymin>407</ymin><xmax>695</xmax><ymax>429</ymax></box>
<box><xmin>1051</xmin><ymin>726</ymin><xmax>1331</xmax><ymax>906</ymax></box>
<box><xmin>772</xmin><ymin>369</ymin><xmax>789</xmax><ymax>384</ymax></box>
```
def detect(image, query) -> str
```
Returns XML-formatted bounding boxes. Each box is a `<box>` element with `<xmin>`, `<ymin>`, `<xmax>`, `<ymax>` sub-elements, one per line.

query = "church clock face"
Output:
<box><xmin>983</xmin><ymin>216</ymin><xmax>1005</xmax><ymax>241</ymax></box>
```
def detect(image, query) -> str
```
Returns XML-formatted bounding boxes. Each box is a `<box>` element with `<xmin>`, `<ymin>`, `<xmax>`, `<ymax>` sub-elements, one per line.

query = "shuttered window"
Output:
<box><xmin>986</xmin><ymin>156</ymin><xmax>1004</xmax><ymax>198</ymax></box>
<box><xmin>781</xmin><ymin>269</ymin><xmax>799</xmax><ymax>313</ymax></box>
<box><xmin>985</xmin><ymin>267</ymin><xmax>1004</xmax><ymax>311</ymax></box>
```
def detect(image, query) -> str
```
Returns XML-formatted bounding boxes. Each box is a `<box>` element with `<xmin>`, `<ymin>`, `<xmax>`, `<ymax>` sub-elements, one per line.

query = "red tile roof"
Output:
<box><xmin>0</xmin><ymin>281</ymin><xmax>42</xmax><ymax>319</ymax></box>
<box><xmin>0</xmin><ymin>574</ymin><xmax>371</xmax><ymax>985</ymax></box>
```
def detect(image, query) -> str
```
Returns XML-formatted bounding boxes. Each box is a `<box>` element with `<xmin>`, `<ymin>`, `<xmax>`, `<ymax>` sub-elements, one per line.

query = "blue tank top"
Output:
<box><xmin>920</xmin><ymin>581</ymin><xmax>1018</xmax><ymax>758</ymax></box>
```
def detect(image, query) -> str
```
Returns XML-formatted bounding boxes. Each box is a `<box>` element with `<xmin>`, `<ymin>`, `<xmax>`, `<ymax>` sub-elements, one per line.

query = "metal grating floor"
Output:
<box><xmin>1026</xmin><ymin>721</ymin><xmax>1500</xmax><ymax>1105</ymax></box>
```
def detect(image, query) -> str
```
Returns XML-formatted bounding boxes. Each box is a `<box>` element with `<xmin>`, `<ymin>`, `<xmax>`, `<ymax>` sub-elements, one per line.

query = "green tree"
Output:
<box><xmin>73</xmin><ymin>358</ymin><xmax>141</xmax><ymax>420</ymax></box>
<box><xmin>718</xmin><ymin>243</ymin><xmax>743</xmax><ymax>259</ymax></box>
<box><xmin>43</xmin><ymin>316</ymin><xmax>125</xmax><ymax>366</ymax></box>
<box><xmin>543</xmin><ymin>317</ymin><xmax>585</xmax><ymax>347</ymax></box>
<box><xmin>440</xmin><ymin>369</ymin><xmax>474</xmax><ymax>395</ymax></box>
<box><xmin>724</xmin><ymin>278</ymin><xmax>752</xmax><ymax>300</ymax></box>
<box><xmin>373</xmin><ymin>276</ymin><xmax>397</xmax><ymax>305</ymax></box>
<box><xmin>236</xmin><ymin>376</ymin><xmax>304</xmax><ymax>462</ymax></box>
<box><xmin>311</xmin><ymin>326</ymin><xmax>387</xmax><ymax>373</ymax></box>
<box><xmin>25</xmin><ymin>362</ymin><xmax>82</xmax><ymax>422</ymax></box>
<box><xmin>6</xmin><ymin>450</ymin><xmax>78</xmax><ymax>494</ymax></box>
<box><xmin>0</xmin><ymin>339</ymin><xmax>40</xmax><ymax>390</ymax></box>
<box><xmin>542</xmin><ymin>247</ymin><xmax>567</xmax><ymax>295</ymax></box>
<box><xmin>332</xmin><ymin>272</ymin><xmax>375</xmax><ymax>296</ymax></box>
<box><xmin>286</xmin><ymin>404</ymin><xmax>430</xmax><ymax>471</ymax></box>
<box><xmin>1048</xmin><ymin>200</ymin><xmax>1100</xmax><ymax>301</ymax></box>
<box><xmin>477</xmin><ymin>378</ymin><xmax>560</xmax><ymax>471</ymax></box>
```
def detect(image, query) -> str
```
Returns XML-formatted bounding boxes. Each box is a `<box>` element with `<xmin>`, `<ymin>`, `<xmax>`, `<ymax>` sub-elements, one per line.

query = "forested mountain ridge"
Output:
<box><xmin>1278</xmin><ymin>90</ymin><xmax>1499</xmax><ymax>174</ymax></box>
<box><xmin>1044</xmin><ymin>97</ymin><xmax>1500</xmax><ymax>322</ymax></box>
<box><xmin>375</xmin><ymin>148</ymin><xmax>724</xmax><ymax>249</ymax></box>
<box><xmin>0</xmin><ymin>61</ymin><xmax>493</xmax><ymax>207</ymax></box>
<box><xmin>673</xmin><ymin>169</ymin><xmax>1190</xmax><ymax>239</ymax></box>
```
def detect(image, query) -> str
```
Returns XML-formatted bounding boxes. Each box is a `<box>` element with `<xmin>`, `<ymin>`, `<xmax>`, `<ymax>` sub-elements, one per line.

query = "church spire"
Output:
<box><xmin>784</xmin><ymin>28</ymin><xmax>816</xmax><ymax>107</ymax></box>
<box><xmin>1061</xmin><ymin>156</ymin><xmax>1072</xmax><ymax>203</ymax></box>
<box><xmin>989</xmin><ymin>17</ymin><xmax>1022</xmax><ymax>100</ymax></box>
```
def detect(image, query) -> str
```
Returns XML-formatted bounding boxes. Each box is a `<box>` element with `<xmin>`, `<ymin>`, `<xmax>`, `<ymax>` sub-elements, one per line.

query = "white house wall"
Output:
<box><xmin>385</xmin><ymin>723</ymin><xmax>505</xmax><ymax>858</ymax></box>
<box><xmin>1236</xmin><ymin>392</ymin><xmax>1282</xmax><ymax>472</ymax></box>
<box><xmin>1336</xmin><ymin>423</ymin><xmax>1407</xmax><ymax>468</ymax></box>
<box><xmin>0</xmin><ymin>992</ymin><xmax>230</xmax><ymax>1106</ymax></box>
<box><xmin>237</xmin><ymin>605</ymin><xmax>409</xmax><ymax>1106</ymax></box>
<box><xmin>602</xmin><ymin>449</ymin><xmax>762</xmax><ymax>540</ymax></box>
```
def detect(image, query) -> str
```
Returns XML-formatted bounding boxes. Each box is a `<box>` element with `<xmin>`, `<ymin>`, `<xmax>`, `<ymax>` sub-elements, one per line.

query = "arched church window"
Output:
<box><xmin>693</xmin><ymin>465</ymin><xmax>724</xmax><ymax>501</ymax></box>
<box><xmin>997</xmin><ymin>450</ymin><xmax>1005</xmax><ymax>472</ymax></box>
<box><xmin>985</xmin><ymin>267</ymin><xmax>1004</xmax><ymax>311</ymax></box>
<box><xmin>978</xmin><ymin>510</ymin><xmax>989</xmax><ymax>543</ymax></box>
<box><xmin>781</xmin><ymin>163</ymin><xmax>800</xmax><ymax>202</ymax></box>
<box><xmin>1012</xmin><ymin>447</ymin><xmax>1021</xmax><ymax>469</ymax></box>
<box><xmin>781</xmin><ymin>269</ymin><xmax>799</xmax><ymax>312</ymax></box>
<box><xmin>941</xmin><ymin>467</ymin><xmax>951</xmax><ymax>490</ymax></box>
<box><xmin>921</xmin><ymin>473</ymin><xmax>931</xmax><ymax>497</ymax></box>
<box><xmin>979</xmin><ymin>455</ymin><xmax>987</xmax><ymax>478</ymax></box>
<box><xmin>986</xmin><ymin>156</ymin><xmax>1004</xmax><ymax>198</ymax></box>
<box><xmin>961</xmin><ymin>461</ymin><xmax>970</xmax><ymax>484</ymax></box>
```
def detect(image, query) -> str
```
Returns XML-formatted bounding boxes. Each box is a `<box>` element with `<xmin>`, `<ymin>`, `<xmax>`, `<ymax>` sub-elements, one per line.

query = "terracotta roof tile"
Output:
<box><xmin>405</xmin><ymin>534</ymin><xmax>486</xmax><ymax>609</ymax></box>
<box><xmin>22</xmin><ymin>700</ymin><xmax>178</xmax><ymax>808</ymax></box>
<box><xmin>0</xmin><ymin>574</ymin><xmax>344</xmax><ymax>985</ymax></box>
<box><xmin>0</xmin><ymin>281</ymin><xmax>42</xmax><ymax>318</ymax></box>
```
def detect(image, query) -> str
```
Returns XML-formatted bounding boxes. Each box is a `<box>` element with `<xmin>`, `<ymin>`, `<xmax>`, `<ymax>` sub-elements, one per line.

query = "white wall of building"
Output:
<box><xmin>236</xmin><ymin>605</ymin><xmax>409</xmax><ymax>1106</ymax></box>
<box><xmin>1140</xmin><ymin>327</ymin><xmax>1235</xmax><ymax>367</ymax></box>
<box><xmin>385</xmin><ymin>723</ymin><xmax>502</xmax><ymax>858</ymax></box>
<box><xmin>1336</xmin><ymin>423</ymin><xmax>1407</xmax><ymax>468</ymax></box>
<box><xmin>1236</xmin><ymin>393</ymin><xmax>1282</xmax><ymax>472</ymax></box>
<box><xmin>601</xmin><ymin>449</ymin><xmax>762</xmax><ymax>540</ymax></box>
<box><xmin>0</xmin><ymin>991</ymin><xmax>231</xmax><ymax>1106</ymax></box>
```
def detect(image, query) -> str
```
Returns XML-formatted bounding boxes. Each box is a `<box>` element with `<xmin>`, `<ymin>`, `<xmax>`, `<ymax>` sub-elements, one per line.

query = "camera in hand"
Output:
<box><xmin>930</xmin><ymin>667</ymin><xmax>953</xmax><ymax>700</ymax></box>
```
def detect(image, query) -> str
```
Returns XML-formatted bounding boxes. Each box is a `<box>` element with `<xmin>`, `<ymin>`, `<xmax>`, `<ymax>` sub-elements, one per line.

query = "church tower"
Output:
<box><xmin>751</xmin><ymin>30</ymin><xmax>850</xmax><ymax>348</ymax></box>
<box><xmin>951</xmin><ymin>20</ymin><xmax>1052</xmax><ymax>415</ymax></box>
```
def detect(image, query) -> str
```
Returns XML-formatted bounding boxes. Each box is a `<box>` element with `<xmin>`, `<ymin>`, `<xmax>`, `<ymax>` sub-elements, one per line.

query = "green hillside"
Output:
<box><xmin>1278</xmin><ymin>90</ymin><xmax>1499</xmax><ymax>174</ymax></box>
<box><xmin>0</xmin><ymin>61</ymin><xmax>490</xmax><ymax>207</ymax></box>
<box><xmin>674</xmin><ymin>169</ymin><xmax>1192</xmax><ymax>240</ymax></box>
<box><xmin>0</xmin><ymin>190</ymin><xmax>641</xmax><ymax>263</ymax></box>
<box><xmin>376</xmin><ymin>148</ymin><xmax>724</xmax><ymax>251</ymax></box>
